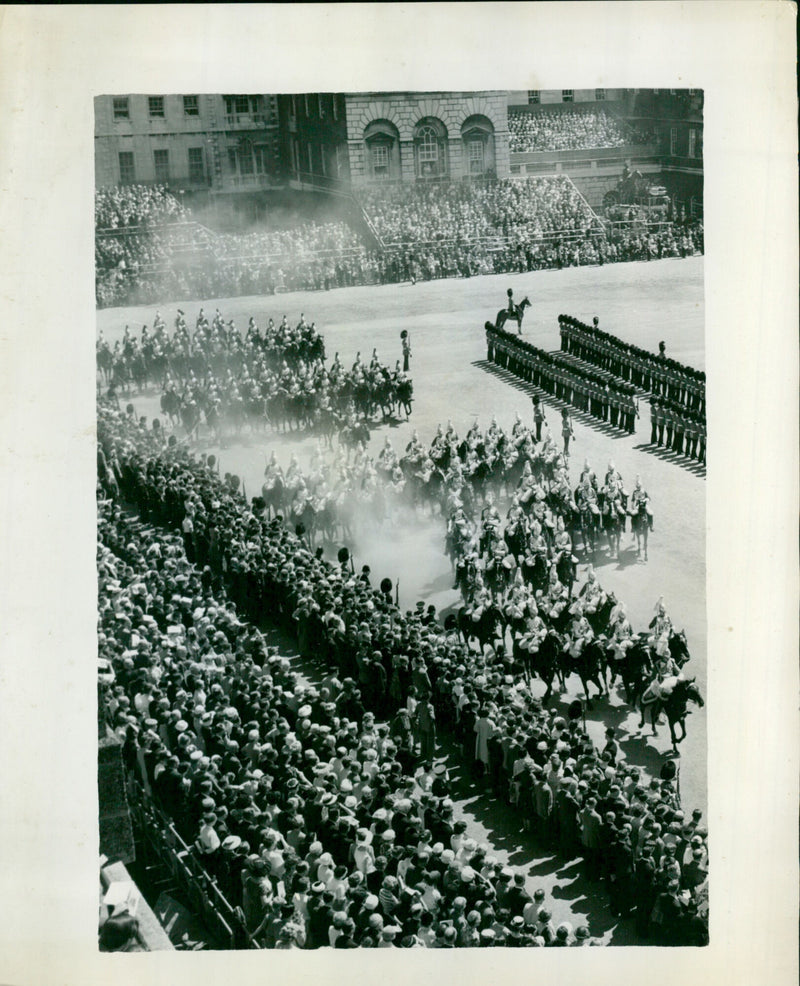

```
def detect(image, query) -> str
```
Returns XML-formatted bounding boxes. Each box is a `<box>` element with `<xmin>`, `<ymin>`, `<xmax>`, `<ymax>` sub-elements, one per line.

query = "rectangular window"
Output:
<box><xmin>228</xmin><ymin>148</ymin><xmax>238</xmax><ymax>173</ymax></box>
<box><xmin>183</xmin><ymin>95</ymin><xmax>199</xmax><ymax>116</ymax></box>
<box><xmin>468</xmin><ymin>139</ymin><xmax>485</xmax><ymax>173</ymax></box>
<box><xmin>372</xmin><ymin>144</ymin><xmax>388</xmax><ymax>177</ymax></box>
<box><xmin>304</xmin><ymin>93</ymin><xmax>310</xmax><ymax>117</ymax></box>
<box><xmin>318</xmin><ymin>93</ymin><xmax>324</xmax><ymax>117</ymax></box>
<box><xmin>419</xmin><ymin>140</ymin><xmax>438</xmax><ymax>164</ymax></box>
<box><xmin>291</xmin><ymin>94</ymin><xmax>297</xmax><ymax>118</ymax></box>
<box><xmin>307</xmin><ymin>143</ymin><xmax>313</xmax><ymax>172</ymax></box>
<box><xmin>239</xmin><ymin>147</ymin><xmax>254</xmax><ymax>175</ymax></box>
<box><xmin>562</xmin><ymin>89</ymin><xmax>574</xmax><ymax>102</ymax></box>
<box><xmin>527</xmin><ymin>90</ymin><xmax>540</xmax><ymax>104</ymax></box>
<box><xmin>113</xmin><ymin>97</ymin><xmax>129</xmax><ymax>120</ymax></box>
<box><xmin>153</xmin><ymin>148</ymin><xmax>170</xmax><ymax>182</ymax></box>
<box><xmin>148</xmin><ymin>96</ymin><xmax>165</xmax><ymax>118</ymax></box>
<box><xmin>254</xmin><ymin>146</ymin><xmax>269</xmax><ymax>174</ymax></box>
<box><xmin>670</xmin><ymin>127</ymin><xmax>678</xmax><ymax>156</ymax></box>
<box><xmin>235</xmin><ymin>95</ymin><xmax>249</xmax><ymax>114</ymax></box>
<box><xmin>372</xmin><ymin>145</ymin><xmax>388</xmax><ymax>169</ymax></box>
<box><xmin>188</xmin><ymin>147</ymin><xmax>204</xmax><ymax>183</ymax></box>
<box><xmin>595</xmin><ymin>88</ymin><xmax>606</xmax><ymax>101</ymax></box>
<box><xmin>332</xmin><ymin>94</ymin><xmax>338</xmax><ymax>120</ymax></box>
<box><xmin>118</xmin><ymin>151</ymin><xmax>135</xmax><ymax>184</ymax></box>
<box><xmin>688</xmin><ymin>128</ymin><xmax>697</xmax><ymax>158</ymax></box>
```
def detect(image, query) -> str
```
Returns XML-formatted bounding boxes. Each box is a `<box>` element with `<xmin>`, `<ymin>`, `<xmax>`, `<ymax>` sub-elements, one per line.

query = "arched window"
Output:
<box><xmin>460</xmin><ymin>115</ymin><xmax>495</xmax><ymax>178</ymax></box>
<box><xmin>364</xmin><ymin>119</ymin><xmax>400</xmax><ymax>181</ymax></box>
<box><xmin>414</xmin><ymin>117</ymin><xmax>448</xmax><ymax>179</ymax></box>
<box><xmin>418</xmin><ymin>126</ymin><xmax>439</xmax><ymax>164</ymax></box>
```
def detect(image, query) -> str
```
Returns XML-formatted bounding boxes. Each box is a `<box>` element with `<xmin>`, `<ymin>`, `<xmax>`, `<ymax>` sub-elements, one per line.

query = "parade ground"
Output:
<box><xmin>98</xmin><ymin>255</ymin><xmax>706</xmax><ymax>943</ymax></box>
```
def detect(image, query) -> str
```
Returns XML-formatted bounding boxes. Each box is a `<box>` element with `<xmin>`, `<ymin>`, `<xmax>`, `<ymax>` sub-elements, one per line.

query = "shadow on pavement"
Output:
<box><xmin>632</xmin><ymin>441</ymin><xmax>706</xmax><ymax>477</ymax></box>
<box><xmin>472</xmin><ymin>360</ymin><xmax>633</xmax><ymax>442</ymax></box>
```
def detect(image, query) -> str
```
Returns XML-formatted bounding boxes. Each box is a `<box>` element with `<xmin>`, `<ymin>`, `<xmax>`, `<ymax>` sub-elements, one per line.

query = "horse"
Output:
<box><xmin>563</xmin><ymin>637</ymin><xmax>608</xmax><ymax>707</ymax></box>
<box><xmin>600</xmin><ymin>494</ymin><xmax>625</xmax><ymax>559</ymax></box>
<box><xmin>584</xmin><ymin>592</ymin><xmax>616</xmax><ymax>637</ymax></box>
<box><xmin>96</xmin><ymin>343</ymin><xmax>114</xmax><ymax>383</ymax></box>
<box><xmin>529</xmin><ymin>629</ymin><xmax>566</xmax><ymax>701</ymax></box>
<box><xmin>668</xmin><ymin>629</ymin><xmax>691</xmax><ymax>669</ymax></box>
<box><xmin>160</xmin><ymin>390</ymin><xmax>181</xmax><ymax>426</ymax></box>
<box><xmin>630</xmin><ymin>499</ymin><xmax>653</xmax><ymax>560</ymax></box>
<box><xmin>396</xmin><ymin>378</ymin><xmax>414</xmax><ymax>419</ymax></box>
<box><xmin>639</xmin><ymin>676</ymin><xmax>704</xmax><ymax>751</ymax></box>
<box><xmin>577</xmin><ymin>502</ymin><xmax>600</xmax><ymax>555</ymax></box>
<box><xmin>554</xmin><ymin>550</ymin><xmax>576</xmax><ymax>599</ymax></box>
<box><xmin>180</xmin><ymin>401</ymin><xmax>201</xmax><ymax>439</ymax></box>
<box><xmin>458</xmin><ymin>603</ymin><xmax>503</xmax><ymax>653</ymax></box>
<box><xmin>609</xmin><ymin>636</ymin><xmax>653</xmax><ymax>705</ymax></box>
<box><xmin>519</xmin><ymin>551</ymin><xmax>548</xmax><ymax>594</ymax></box>
<box><xmin>495</xmin><ymin>297</ymin><xmax>532</xmax><ymax>335</ymax></box>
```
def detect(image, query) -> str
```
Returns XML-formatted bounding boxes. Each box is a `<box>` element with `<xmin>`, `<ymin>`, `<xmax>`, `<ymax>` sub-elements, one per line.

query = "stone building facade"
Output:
<box><xmin>94</xmin><ymin>94</ymin><xmax>281</xmax><ymax>193</ymax></box>
<box><xmin>343</xmin><ymin>91</ymin><xmax>510</xmax><ymax>184</ymax></box>
<box><xmin>278</xmin><ymin>91</ymin><xmax>511</xmax><ymax>188</ymax></box>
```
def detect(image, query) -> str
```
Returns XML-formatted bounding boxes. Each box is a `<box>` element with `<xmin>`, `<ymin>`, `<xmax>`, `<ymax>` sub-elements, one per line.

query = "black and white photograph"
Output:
<box><xmin>95</xmin><ymin>87</ymin><xmax>708</xmax><ymax>950</ymax></box>
<box><xmin>0</xmin><ymin>4</ymin><xmax>796</xmax><ymax>985</ymax></box>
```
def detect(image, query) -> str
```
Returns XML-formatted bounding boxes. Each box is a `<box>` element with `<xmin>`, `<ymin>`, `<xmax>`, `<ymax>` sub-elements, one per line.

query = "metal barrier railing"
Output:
<box><xmin>129</xmin><ymin>784</ymin><xmax>260</xmax><ymax>949</ymax></box>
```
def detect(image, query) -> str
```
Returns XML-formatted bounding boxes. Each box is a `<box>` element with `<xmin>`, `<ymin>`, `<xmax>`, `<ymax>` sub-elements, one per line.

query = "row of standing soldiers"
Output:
<box><xmin>486</xmin><ymin>323</ymin><xmax>639</xmax><ymax>434</ymax></box>
<box><xmin>558</xmin><ymin>315</ymin><xmax>705</xmax><ymax>415</ymax></box>
<box><xmin>649</xmin><ymin>400</ymin><xmax>706</xmax><ymax>463</ymax></box>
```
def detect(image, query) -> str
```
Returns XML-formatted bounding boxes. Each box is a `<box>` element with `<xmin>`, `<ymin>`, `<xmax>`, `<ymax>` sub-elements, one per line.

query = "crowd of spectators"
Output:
<box><xmin>97</xmin><ymin>398</ymin><xmax>708</xmax><ymax>947</ymax></box>
<box><xmin>96</xmin><ymin>185</ymin><xmax>191</xmax><ymax>230</ymax></box>
<box><xmin>508</xmin><ymin>109</ymin><xmax>649</xmax><ymax>153</ymax></box>
<box><xmin>95</xmin><ymin>183</ymin><xmax>703</xmax><ymax>309</ymax></box>
<box><xmin>360</xmin><ymin>177</ymin><xmax>598</xmax><ymax>246</ymax></box>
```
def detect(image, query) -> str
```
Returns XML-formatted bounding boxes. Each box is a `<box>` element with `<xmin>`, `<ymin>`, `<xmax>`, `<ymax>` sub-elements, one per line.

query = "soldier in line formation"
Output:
<box><xmin>486</xmin><ymin>324</ymin><xmax>639</xmax><ymax>434</ymax></box>
<box><xmin>649</xmin><ymin>400</ymin><xmax>706</xmax><ymax>464</ymax></box>
<box><xmin>558</xmin><ymin>315</ymin><xmax>705</xmax><ymax>416</ymax></box>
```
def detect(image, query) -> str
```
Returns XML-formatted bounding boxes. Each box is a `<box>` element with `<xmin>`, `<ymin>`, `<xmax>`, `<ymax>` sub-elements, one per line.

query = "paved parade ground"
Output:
<box><xmin>98</xmin><ymin>256</ymin><xmax>706</xmax><ymax>943</ymax></box>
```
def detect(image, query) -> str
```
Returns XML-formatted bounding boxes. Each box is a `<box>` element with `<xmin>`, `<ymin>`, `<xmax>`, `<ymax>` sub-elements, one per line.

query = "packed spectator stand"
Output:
<box><xmin>97</xmin><ymin>382</ymin><xmax>708</xmax><ymax>947</ymax></box>
<box><xmin>508</xmin><ymin>108</ymin><xmax>654</xmax><ymax>153</ymax></box>
<box><xmin>96</xmin><ymin>182</ymin><xmax>703</xmax><ymax>309</ymax></box>
<box><xmin>359</xmin><ymin>176</ymin><xmax>599</xmax><ymax>245</ymax></box>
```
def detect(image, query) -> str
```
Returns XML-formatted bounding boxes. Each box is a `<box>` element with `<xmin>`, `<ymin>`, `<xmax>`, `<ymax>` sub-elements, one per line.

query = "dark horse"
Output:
<box><xmin>530</xmin><ymin>629</ymin><xmax>566</xmax><ymax>701</ymax></box>
<box><xmin>495</xmin><ymin>297</ymin><xmax>532</xmax><ymax>335</ymax></box>
<box><xmin>639</xmin><ymin>676</ymin><xmax>704</xmax><ymax>751</ymax></box>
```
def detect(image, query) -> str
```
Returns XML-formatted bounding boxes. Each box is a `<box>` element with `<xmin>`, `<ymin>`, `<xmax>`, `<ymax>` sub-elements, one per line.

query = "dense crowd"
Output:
<box><xmin>360</xmin><ymin>177</ymin><xmax>599</xmax><ymax>246</ymax></box>
<box><xmin>96</xmin><ymin>185</ymin><xmax>191</xmax><ymax>230</ymax></box>
<box><xmin>97</xmin><ymin>396</ymin><xmax>708</xmax><ymax>947</ymax></box>
<box><xmin>95</xmin><ymin>183</ymin><xmax>703</xmax><ymax>309</ymax></box>
<box><xmin>487</xmin><ymin>325</ymin><xmax>641</xmax><ymax>434</ymax></box>
<box><xmin>508</xmin><ymin>109</ymin><xmax>646</xmax><ymax>153</ymax></box>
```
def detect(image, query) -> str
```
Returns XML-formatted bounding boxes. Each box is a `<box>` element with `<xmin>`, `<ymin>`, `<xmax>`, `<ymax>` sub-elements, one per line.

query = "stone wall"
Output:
<box><xmin>344</xmin><ymin>91</ymin><xmax>510</xmax><ymax>184</ymax></box>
